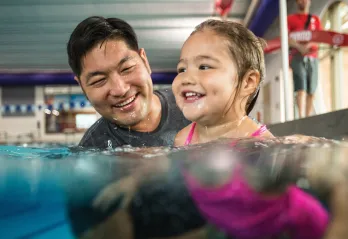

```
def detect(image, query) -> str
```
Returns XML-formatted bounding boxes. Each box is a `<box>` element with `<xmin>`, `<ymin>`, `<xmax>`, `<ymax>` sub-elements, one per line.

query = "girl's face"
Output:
<box><xmin>172</xmin><ymin>29</ymin><xmax>240</xmax><ymax>126</ymax></box>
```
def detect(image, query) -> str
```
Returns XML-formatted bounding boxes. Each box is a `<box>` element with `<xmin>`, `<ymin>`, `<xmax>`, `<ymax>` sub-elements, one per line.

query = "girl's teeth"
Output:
<box><xmin>185</xmin><ymin>92</ymin><xmax>201</xmax><ymax>97</ymax></box>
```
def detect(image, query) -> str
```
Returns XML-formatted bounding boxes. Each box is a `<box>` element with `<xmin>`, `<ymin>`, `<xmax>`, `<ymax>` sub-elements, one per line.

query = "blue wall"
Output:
<box><xmin>0</xmin><ymin>72</ymin><xmax>177</xmax><ymax>86</ymax></box>
<box><xmin>248</xmin><ymin>0</ymin><xmax>279</xmax><ymax>37</ymax></box>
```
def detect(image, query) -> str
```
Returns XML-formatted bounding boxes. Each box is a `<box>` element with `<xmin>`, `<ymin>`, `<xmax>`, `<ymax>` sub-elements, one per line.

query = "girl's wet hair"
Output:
<box><xmin>191</xmin><ymin>20</ymin><xmax>266</xmax><ymax>115</ymax></box>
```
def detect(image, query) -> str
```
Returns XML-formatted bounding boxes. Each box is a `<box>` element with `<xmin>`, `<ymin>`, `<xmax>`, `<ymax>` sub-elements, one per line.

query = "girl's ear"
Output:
<box><xmin>240</xmin><ymin>70</ymin><xmax>260</xmax><ymax>98</ymax></box>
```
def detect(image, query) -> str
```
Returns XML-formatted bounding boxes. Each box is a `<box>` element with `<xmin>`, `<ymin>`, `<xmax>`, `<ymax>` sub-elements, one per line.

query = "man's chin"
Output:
<box><xmin>298</xmin><ymin>6</ymin><xmax>306</xmax><ymax>11</ymax></box>
<box><xmin>111</xmin><ymin>117</ymin><xmax>143</xmax><ymax>128</ymax></box>
<box><xmin>99</xmin><ymin>104</ymin><xmax>149</xmax><ymax>128</ymax></box>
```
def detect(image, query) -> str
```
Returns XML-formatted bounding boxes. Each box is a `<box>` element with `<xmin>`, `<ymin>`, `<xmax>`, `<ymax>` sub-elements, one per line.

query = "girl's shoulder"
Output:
<box><xmin>248</xmin><ymin>116</ymin><xmax>274</xmax><ymax>138</ymax></box>
<box><xmin>249</xmin><ymin>116</ymin><xmax>261</xmax><ymax>124</ymax></box>
<box><xmin>174</xmin><ymin>123</ymin><xmax>194</xmax><ymax>147</ymax></box>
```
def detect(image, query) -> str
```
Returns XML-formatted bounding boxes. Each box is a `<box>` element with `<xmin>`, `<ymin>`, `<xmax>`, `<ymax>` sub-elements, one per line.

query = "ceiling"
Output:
<box><xmin>0</xmin><ymin>0</ymin><xmax>254</xmax><ymax>73</ymax></box>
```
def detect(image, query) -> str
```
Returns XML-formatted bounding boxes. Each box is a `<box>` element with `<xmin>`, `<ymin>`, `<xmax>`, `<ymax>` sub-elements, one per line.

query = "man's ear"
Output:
<box><xmin>240</xmin><ymin>70</ymin><xmax>260</xmax><ymax>98</ymax></box>
<box><xmin>74</xmin><ymin>76</ymin><xmax>89</xmax><ymax>101</ymax></box>
<box><xmin>139</xmin><ymin>48</ymin><xmax>152</xmax><ymax>74</ymax></box>
<box><xmin>74</xmin><ymin>76</ymin><xmax>80</xmax><ymax>85</ymax></box>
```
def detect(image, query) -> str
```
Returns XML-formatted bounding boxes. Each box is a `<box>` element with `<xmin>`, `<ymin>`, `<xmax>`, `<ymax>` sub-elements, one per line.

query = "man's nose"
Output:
<box><xmin>108</xmin><ymin>73</ymin><xmax>130</xmax><ymax>97</ymax></box>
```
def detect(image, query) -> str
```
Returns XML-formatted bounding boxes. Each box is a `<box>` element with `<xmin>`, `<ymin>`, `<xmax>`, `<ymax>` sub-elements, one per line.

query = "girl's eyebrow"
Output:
<box><xmin>195</xmin><ymin>55</ymin><xmax>220</xmax><ymax>63</ymax></box>
<box><xmin>178</xmin><ymin>55</ymin><xmax>220</xmax><ymax>65</ymax></box>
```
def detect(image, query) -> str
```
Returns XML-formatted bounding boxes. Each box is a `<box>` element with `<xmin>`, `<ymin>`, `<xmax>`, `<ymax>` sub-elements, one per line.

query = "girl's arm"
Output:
<box><xmin>305</xmin><ymin>146</ymin><xmax>348</xmax><ymax>239</ymax></box>
<box><xmin>323</xmin><ymin>183</ymin><xmax>348</xmax><ymax>239</ymax></box>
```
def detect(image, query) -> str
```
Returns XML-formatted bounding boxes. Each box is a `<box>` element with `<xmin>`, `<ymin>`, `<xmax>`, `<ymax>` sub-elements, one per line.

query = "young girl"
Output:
<box><xmin>172</xmin><ymin>19</ymin><xmax>329</xmax><ymax>239</ymax></box>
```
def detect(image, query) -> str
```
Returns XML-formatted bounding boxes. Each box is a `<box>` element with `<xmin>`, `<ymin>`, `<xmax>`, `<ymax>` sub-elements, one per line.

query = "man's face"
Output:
<box><xmin>77</xmin><ymin>39</ymin><xmax>153</xmax><ymax>127</ymax></box>
<box><xmin>296</xmin><ymin>0</ymin><xmax>311</xmax><ymax>11</ymax></box>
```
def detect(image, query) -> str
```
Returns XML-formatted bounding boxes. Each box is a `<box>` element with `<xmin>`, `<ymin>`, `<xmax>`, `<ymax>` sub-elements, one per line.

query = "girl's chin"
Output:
<box><xmin>182</xmin><ymin>105</ymin><xmax>205</xmax><ymax>119</ymax></box>
<box><xmin>183</xmin><ymin>113</ymin><xmax>203</xmax><ymax>123</ymax></box>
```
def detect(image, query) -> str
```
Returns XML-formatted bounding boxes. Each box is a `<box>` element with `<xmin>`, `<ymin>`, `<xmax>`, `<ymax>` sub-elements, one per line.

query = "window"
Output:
<box><xmin>1</xmin><ymin>86</ymin><xmax>35</xmax><ymax>117</ymax></box>
<box><xmin>44</xmin><ymin>92</ymin><xmax>97</xmax><ymax>134</ymax></box>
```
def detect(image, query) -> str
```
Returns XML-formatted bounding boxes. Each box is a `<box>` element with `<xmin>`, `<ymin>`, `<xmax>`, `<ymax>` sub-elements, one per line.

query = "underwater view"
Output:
<box><xmin>0</xmin><ymin>137</ymin><xmax>344</xmax><ymax>239</ymax></box>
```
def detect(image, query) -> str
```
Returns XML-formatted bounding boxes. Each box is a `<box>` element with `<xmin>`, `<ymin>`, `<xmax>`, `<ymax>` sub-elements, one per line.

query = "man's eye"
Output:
<box><xmin>90</xmin><ymin>78</ymin><xmax>106</xmax><ymax>86</ymax></box>
<box><xmin>122</xmin><ymin>65</ymin><xmax>135</xmax><ymax>73</ymax></box>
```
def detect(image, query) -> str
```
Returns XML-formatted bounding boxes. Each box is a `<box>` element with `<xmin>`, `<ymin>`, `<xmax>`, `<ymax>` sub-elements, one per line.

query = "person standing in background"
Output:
<box><xmin>288</xmin><ymin>0</ymin><xmax>322</xmax><ymax>118</ymax></box>
<box><xmin>212</xmin><ymin>0</ymin><xmax>234</xmax><ymax>20</ymax></box>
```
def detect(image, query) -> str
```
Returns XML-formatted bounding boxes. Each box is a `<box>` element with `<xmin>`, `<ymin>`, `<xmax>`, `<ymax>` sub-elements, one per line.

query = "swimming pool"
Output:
<box><xmin>0</xmin><ymin>145</ymin><xmax>77</xmax><ymax>238</ymax></box>
<box><xmin>0</xmin><ymin>139</ymin><xmax>340</xmax><ymax>238</ymax></box>
<box><xmin>0</xmin><ymin>144</ymin><xmax>177</xmax><ymax>239</ymax></box>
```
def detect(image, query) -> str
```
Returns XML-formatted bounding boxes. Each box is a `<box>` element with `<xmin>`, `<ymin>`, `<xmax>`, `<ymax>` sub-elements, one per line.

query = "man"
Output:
<box><xmin>66</xmin><ymin>16</ymin><xmax>204</xmax><ymax>239</ymax></box>
<box><xmin>67</xmin><ymin>16</ymin><xmax>190</xmax><ymax>149</ymax></box>
<box><xmin>288</xmin><ymin>0</ymin><xmax>322</xmax><ymax>118</ymax></box>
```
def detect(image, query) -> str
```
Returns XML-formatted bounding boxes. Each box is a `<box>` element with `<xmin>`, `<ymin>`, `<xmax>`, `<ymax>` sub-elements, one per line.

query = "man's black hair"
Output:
<box><xmin>67</xmin><ymin>16</ymin><xmax>139</xmax><ymax>76</ymax></box>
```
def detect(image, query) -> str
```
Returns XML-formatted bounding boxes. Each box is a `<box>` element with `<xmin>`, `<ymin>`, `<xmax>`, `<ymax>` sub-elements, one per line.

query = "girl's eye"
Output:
<box><xmin>177</xmin><ymin>67</ymin><xmax>186</xmax><ymax>73</ymax></box>
<box><xmin>199</xmin><ymin>65</ymin><xmax>211</xmax><ymax>70</ymax></box>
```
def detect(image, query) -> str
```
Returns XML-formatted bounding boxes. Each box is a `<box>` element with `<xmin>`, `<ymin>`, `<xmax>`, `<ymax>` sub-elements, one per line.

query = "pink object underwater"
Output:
<box><xmin>183</xmin><ymin>122</ymin><xmax>329</xmax><ymax>239</ymax></box>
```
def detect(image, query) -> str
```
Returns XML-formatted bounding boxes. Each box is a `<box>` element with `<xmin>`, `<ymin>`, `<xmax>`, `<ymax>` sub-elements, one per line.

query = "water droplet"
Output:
<box><xmin>130</xmin><ymin>111</ymin><xmax>136</xmax><ymax>118</ymax></box>
<box><xmin>107</xmin><ymin>140</ymin><xmax>113</xmax><ymax>149</ymax></box>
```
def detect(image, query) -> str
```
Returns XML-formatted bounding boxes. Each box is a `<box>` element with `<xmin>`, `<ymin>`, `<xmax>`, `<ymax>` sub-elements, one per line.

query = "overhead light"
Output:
<box><xmin>342</xmin><ymin>21</ymin><xmax>348</xmax><ymax>30</ymax></box>
<box><xmin>52</xmin><ymin>110</ymin><xmax>60</xmax><ymax>116</ymax></box>
<box><xmin>325</xmin><ymin>21</ymin><xmax>331</xmax><ymax>30</ymax></box>
<box><xmin>44</xmin><ymin>109</ymin><xmax>51</xmax><ymax>114</ymax></box>
<box><xmin>340</xmin><ymin>4</ymin><xmax>348</xmax><ymax>17</ymax></box>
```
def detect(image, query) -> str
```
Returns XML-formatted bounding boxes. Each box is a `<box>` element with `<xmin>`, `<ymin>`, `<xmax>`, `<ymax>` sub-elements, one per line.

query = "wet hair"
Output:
<box><xmin>67</xmin><ymin>16</ymin><xmax>139</xmax><ymax>77</ymax></box>
<box><xmin>191</xmin><ymin>19</ymin><xmax>266</xmax><ymax>115</ymax></box>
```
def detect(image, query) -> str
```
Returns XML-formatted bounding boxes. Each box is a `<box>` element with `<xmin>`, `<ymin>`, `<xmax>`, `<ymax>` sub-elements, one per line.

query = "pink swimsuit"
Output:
<box><xmin>183</xmin><ymin>122</ymin><xmax>328</xmax><ymax>239</ymax></box>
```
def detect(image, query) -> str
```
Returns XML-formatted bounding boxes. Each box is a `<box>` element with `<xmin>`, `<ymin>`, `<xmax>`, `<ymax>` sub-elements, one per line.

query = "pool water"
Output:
<box><xmin>0</xmin><ymin>138</ymin><xmax>342</xmax><ymax>238</ymax></box>
<box><xmin>0</xmin><ymin>145</ymin><xmax>74</xmax><ymax>238</ymax></box>
<box><xmin>0</xmin><ymin>145</ymin><xmax>175</xmax><ymax>239</ymax></box>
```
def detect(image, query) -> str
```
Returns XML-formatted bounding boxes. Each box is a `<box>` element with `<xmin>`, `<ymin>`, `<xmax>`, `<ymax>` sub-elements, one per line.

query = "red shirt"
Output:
<box><xmin>215</xmin><ymin>0</ymin><xmax>233</xmax><ymax>15</ymax></box>
<box><xmin>217</xmin><ymin>0</ymin><xmax>233</xmax><ymax>8</ymax></box>
<box><xmin>287</xmin><ymin>14</ymin><xmax>322</xmax><ymax>58</ymax></box>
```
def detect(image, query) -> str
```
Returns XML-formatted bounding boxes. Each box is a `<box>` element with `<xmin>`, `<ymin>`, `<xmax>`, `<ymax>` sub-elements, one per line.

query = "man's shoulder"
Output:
<box><xmin>155</xmin><ymin>87</ymin><xmax>187</xmax><ymax>118</ymax></box>
<box><xmin>78</xmin><ymin>117</ymin><xmax>110</xmax><ymax>147</ymax></box>
<box><xmin>84</xmin><ymin>117</ymin><xmax>109</xmax><ymax>135</ymax></box>
<box><xmin>154</xmin><ymin>87</ymin><xmax>191</xmax><ymax>134</ymax></box>
<box><xmin>154</xmin><ymin>87</ymin><xmax>176</xmax><ymax>102</ymax></box>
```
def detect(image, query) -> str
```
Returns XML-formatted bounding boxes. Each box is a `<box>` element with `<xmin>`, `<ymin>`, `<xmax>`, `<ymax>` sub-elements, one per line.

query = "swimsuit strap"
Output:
<box><xmin>184</xmin><ymin>122</ymin><xmax>197</xmax><ymax>146</ymax></box>
<box><xmin>230</xmin><ymin>124</ymin><xmax>267</xmax><ymax>148</ymax></box>
<box><xmin>251</xmin><ymin>124</ymin><xmax>267</xmax><ymax>137</ymax></box>
<box><xmin>184</xmin><ymin>122</ymin><xmax>267</xmax><ymax>146</ymax></box>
